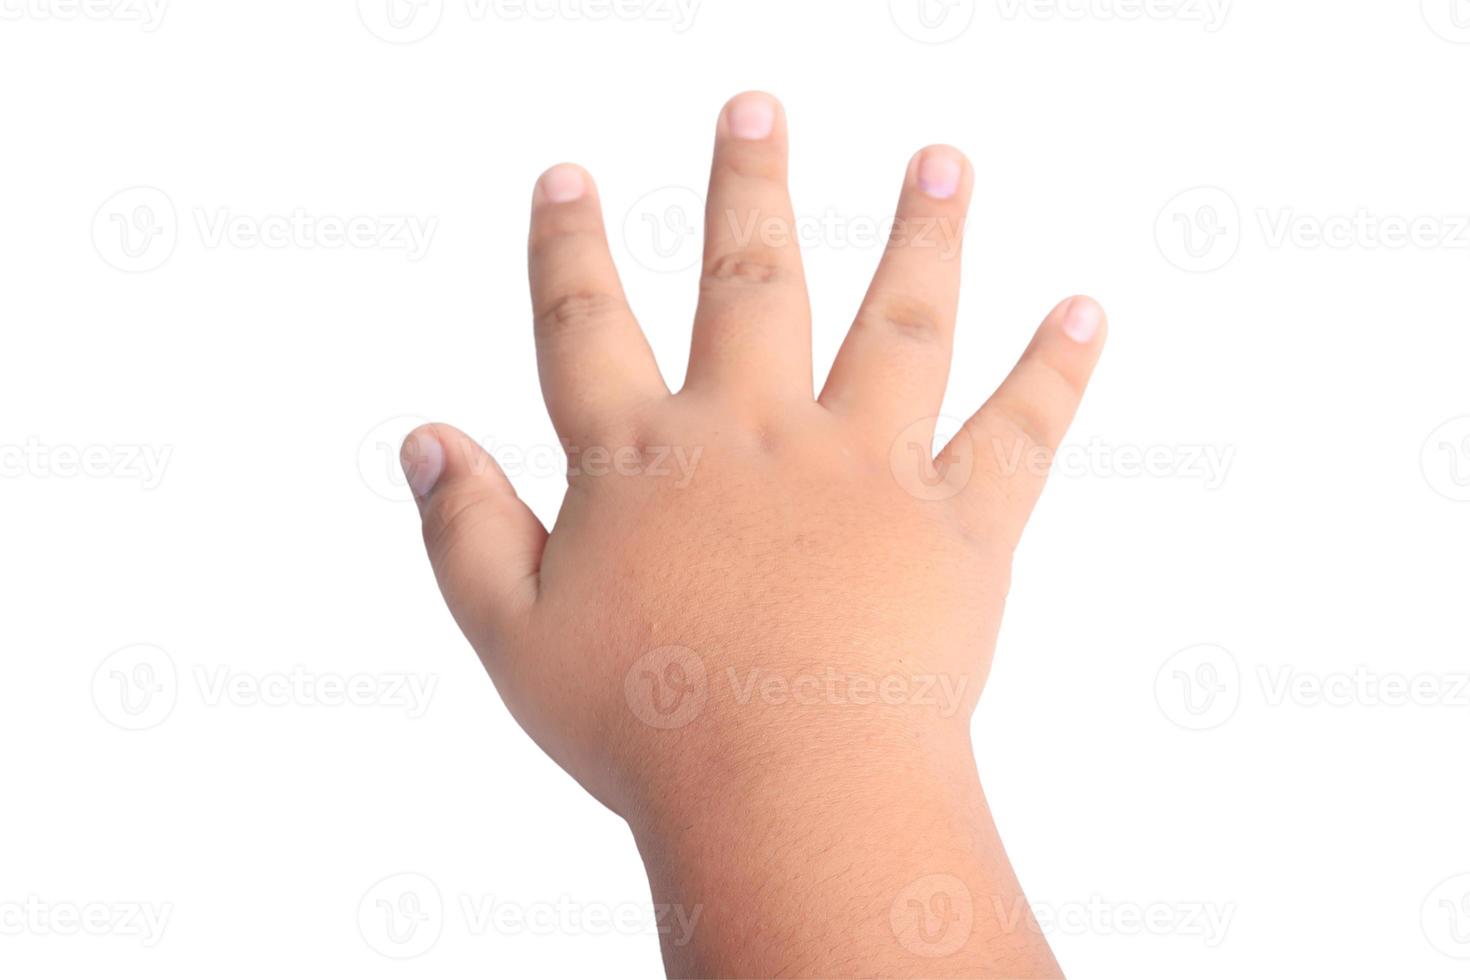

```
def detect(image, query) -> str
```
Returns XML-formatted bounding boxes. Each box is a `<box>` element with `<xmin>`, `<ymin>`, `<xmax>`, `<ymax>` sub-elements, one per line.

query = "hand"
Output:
<box><xmin>400</xmin><ymin>91</ymin><xmax>1105</xmax><ymax>978</ymax></box>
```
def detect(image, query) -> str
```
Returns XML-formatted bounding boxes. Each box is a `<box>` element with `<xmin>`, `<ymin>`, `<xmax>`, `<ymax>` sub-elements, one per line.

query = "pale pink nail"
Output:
<box><xmin>401</xmin><ymin>430</ymin><xmax>444</xmax><ymax>500</ymax></box>
<box><xmin>727</xmin><ymin>95</ymin><xmax>776</xmax><ymax>140</ymax></box>
<box><xmin>539</xmin><ymin>165</ymin><xmax>586</xmax><ymax>204</ymax></box>
<box><xmin>1061</xmin><ymin>298</ymin><xmax>1102</xmax><ymax>343</ymax></box>
<box><xmin>917</xmin><ymin>148</ymin><xmax>964</xmax><ymax>200</ymax></box>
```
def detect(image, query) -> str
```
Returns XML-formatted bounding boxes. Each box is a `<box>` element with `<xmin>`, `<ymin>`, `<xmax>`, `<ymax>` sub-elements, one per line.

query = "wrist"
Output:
<box><xmin>626</xmin><ymin>725</ymin><xmax>1058</xmax><ymax>978</ymax></box>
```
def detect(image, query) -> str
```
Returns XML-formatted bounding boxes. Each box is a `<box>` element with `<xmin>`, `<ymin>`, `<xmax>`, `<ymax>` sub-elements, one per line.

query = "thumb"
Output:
<box><xmin>401</xmin><ymin>423</ymin><xmax>547</xmax><ymax>640</ymax></box>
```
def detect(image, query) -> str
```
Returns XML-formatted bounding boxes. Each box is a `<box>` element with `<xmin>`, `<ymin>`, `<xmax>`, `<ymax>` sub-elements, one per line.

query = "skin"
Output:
<box><xmin>399</xmin><ymin>91</ymin><xmax>1105</xmax><ymax>978</ymax></box>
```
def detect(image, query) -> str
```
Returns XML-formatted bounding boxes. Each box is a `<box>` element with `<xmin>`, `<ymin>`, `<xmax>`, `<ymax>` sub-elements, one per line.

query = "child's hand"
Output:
<box><xmin>400</xmin><ymin>92</ymin><xmax>1104</xmax><ymax>978</ymax></box>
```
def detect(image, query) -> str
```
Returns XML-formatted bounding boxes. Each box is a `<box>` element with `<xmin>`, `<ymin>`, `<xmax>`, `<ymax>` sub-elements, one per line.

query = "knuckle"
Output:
<box><xmin>421</xmin><ymin>486</ymin><xmax>501</xmax><ymax>563</ymax></box>
<box><xmin>858</xmin><ymin>297</ymin><xmax>948</xmax><ymax>343</ymax></box>
<box><xmin>979</xmin><ymin>402</ymin><xmax>1056</xmax><ymax>464</ymax></box>
<box><xmin>714</xmin><ymin>148</ymin><xmax>784</xmax><ymax>183</ymax></box>
<box><xmin>529</xmin><ymin>210</ymin><xmax>593</xmax><ymax>250</ymax></box>
<box><xmin>701</xmin><ymin>249</ymin><xmax>784</xmax><ymax>288</ymax></box>
<box><xmin>534</xmin><ymin>290</ymin><xmax>625</xmax><ymax>337</ymax></box>
<box><xmin>1031</xmin><ymin>354</ymin><xmax>1088</xmax><ymax>402</ymax></box>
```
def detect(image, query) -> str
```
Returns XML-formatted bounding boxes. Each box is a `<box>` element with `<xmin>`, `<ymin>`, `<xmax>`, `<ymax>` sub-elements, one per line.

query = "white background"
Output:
<box><xmin>3</xmin><ymin>1</ymin><xmax>1469</xmax><ymax>977</ymax></box>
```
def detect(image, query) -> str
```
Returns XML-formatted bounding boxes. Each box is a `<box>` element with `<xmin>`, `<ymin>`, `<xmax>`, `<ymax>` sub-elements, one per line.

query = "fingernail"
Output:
<box><xmin>538</xmin><ymin>164</ymin><xmax>586</xmax><ymax>204</ymax></box>
<box><xmin>916</xmin><ymin>147</ymin><xmax>964</xmax><ymax>200</ymax></box>
<box><xmin>1061</xmin><ymin>297</ymin><xmax>1101</xmax><ymax>343</ymax></box>
<box><xmin>727</xmin><ymin>94</ymin><xmax>776</xmax><ymax>140</ymax></box>
<box><xmin>401</xmin><ymin>430</ymin><xmax>444</xmax><ymax>500</ymax></box>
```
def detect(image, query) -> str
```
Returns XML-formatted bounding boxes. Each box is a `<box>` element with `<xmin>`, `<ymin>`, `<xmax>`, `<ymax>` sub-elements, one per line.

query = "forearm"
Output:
<box><xmin>628</xmin><ymin>725</ymin><xmax>1060</xmax><ymax>978</ymax></box>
